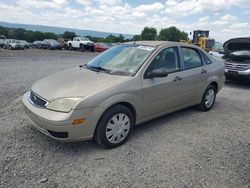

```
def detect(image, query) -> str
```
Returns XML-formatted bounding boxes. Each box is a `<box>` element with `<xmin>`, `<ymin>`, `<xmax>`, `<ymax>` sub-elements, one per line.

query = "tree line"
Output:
<box><xmin>0</xmin><ymin>26</ymin><xmax>188</xmax><ymax>43</ymax></box>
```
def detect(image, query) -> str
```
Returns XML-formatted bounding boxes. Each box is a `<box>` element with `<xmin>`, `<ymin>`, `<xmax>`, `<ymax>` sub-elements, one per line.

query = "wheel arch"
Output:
<box><xmin>209</xmin><ymin>81</ymin><xmax>218</xmax><ymax>93</ymax></box>
<box><xmin>93</xmin><ymin>101</ymin><xmax>137</xmax><ymax>139</ymax></box>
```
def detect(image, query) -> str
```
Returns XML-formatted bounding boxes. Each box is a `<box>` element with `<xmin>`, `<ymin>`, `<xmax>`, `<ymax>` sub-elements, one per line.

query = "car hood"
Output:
<box><xmin>223</xmin><ymin>38</ymin><xmax>250</xmax><ymax>53</ymax></box>
<box><xmin>31</xmin><ymin>67</ymin><xmax>130</xmax><ymax>101</ymax></box>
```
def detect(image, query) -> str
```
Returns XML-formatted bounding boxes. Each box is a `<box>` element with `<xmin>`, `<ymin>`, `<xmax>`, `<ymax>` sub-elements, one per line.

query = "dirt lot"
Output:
<box><xmin>0</xmin><ymin>49</ymin><xmax>249</xmax><ymax>188</ymax></box>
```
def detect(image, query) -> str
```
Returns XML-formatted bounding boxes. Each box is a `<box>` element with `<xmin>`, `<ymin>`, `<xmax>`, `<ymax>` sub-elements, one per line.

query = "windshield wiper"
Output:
<box><xmin>82</xmin><ymin>64</ymin><xmax>112</xmax><ymax>74</ymax></box>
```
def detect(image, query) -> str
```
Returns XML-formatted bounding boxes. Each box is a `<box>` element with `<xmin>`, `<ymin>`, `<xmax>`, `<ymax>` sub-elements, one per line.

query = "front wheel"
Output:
<box><xmin>79</xmin><ymin>44</ymin><xmax>85</xmax><ymax>52</ymax></box>
<box><xmin>68</xmin><ymin>44</ymin><xmax>73</xmax><ymax>50</ymax></box>
<box><xmin>95</xmin><ymin>105</ymin><xmax>134</xmax><ymax>148</ymax></box>
<box><xmin>198</xmin><ymin>85</ymin><xmax>216</xmax><ymax>111</ymax></box>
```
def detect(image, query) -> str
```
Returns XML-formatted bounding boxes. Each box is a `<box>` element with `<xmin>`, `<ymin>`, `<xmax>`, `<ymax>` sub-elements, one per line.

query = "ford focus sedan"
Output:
<box><xmin>22</xmin><ymin>41</ymin><xmax>225</xmax><ymax>148</ymax></box>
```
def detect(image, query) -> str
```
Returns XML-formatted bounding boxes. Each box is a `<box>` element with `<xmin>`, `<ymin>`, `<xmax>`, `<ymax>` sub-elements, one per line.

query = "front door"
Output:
<box><xmin>142</xmin><ymin>46</ymin><xmax>187</xmax><ymax>118</ymax></box>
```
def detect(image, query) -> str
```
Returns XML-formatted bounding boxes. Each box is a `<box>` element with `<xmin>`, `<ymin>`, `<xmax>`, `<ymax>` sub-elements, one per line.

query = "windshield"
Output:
<box><xmin>86</xmin><ymin>44</ymin><xmax>155</xmax><ymax>75</ymax></box>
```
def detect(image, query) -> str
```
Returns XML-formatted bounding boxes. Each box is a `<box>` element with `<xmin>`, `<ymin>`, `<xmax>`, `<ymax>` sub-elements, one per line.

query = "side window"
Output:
<box><xmin>146</xmin><ymin>47</ymin><xmax>180</xmax><ymax>75</ymax></box>
<box><xmin>201</xmin><ymin>52</ymin><xmax>213</xmax><ymax>64</ymax></box>
<box><xmin>181</xmin><ymin>47</ymin><xmax>203</xmax><ymax>70</ymax></box>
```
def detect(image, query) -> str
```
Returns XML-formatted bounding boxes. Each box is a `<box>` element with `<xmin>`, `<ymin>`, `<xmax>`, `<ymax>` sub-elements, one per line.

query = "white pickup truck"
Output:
<box><xmin>67</xmin><ymin>37</ymin><xmax>95</xmax><ymax>52</ymax></box>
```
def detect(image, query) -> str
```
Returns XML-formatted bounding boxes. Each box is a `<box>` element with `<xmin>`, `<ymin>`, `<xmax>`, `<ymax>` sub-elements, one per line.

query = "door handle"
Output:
<box><xmin>201</xmin><ymin>69</ymin><xmax>207</xmax><ymax>74</ymax></box>
<box><xmin>173</xmin><ymin>76</ymin><xmax>183</xmax><ymax>82</ymax></box>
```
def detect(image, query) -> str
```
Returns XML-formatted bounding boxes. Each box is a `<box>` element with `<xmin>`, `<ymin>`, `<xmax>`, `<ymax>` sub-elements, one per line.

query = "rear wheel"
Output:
<box><xmin>198</xmin><ymin>85</ymin><xmax>216</xmax><ymax>111</ymax></box>
<box><xmin>95</xmin><ymin>105</ymin><xmax>134</xmax><ymax>148</ymax></box>
<box><xmin>68</xmin><ymin>44</ymin><xmax>73</xmax><ymax>50</ymax></box>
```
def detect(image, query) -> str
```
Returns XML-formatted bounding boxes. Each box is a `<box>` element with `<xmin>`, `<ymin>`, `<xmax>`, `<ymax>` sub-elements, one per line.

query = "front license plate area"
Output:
<box><xmin>228</xmin><ymin>70</ymin><xmax>238</xmax><ymax>76</ymax></box>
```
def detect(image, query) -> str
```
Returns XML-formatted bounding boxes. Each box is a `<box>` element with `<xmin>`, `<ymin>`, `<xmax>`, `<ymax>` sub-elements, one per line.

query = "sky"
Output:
<box><xmin>0</xmin><ymin>0</ymin><xmax>250</xmax><ymax>42</ymax></box>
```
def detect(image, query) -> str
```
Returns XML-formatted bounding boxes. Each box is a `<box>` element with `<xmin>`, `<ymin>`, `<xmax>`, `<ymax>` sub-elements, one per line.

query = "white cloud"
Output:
<box><xmin>17</xmin><ymin>0</ymin><xmax>68</xmax><ymax>9</ymax></box>
<box><xmin>135</xmin><ymin>2</ymin><xmax>164</xmax><ymax>13</ymax></box>
<box><xmin>199</xmin><ymin>16</ymin><xmax>210</xmax><ymax>22</ymax></box>
<box><xmin>220</xmin><ymin>14</ymin><xmax>237</xmax><ymax>21</ymax></box>
<box><xmin>75</xmin><ymin>0</ymin><xmax>92</xmax><ymax>5</ymax></box>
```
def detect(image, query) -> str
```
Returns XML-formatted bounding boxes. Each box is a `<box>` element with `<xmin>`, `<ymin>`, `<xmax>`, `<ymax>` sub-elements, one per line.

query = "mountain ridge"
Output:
<box><xmin>0</xmin><ymin>21</ymin><xmax>134</xmax><ymax>39</ymax></box>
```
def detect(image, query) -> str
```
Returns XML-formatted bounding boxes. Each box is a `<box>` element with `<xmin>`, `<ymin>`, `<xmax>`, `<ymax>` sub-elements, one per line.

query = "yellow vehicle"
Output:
<box><xmin>181</xmin><ymin>30</ymin><xmax>215</xmax><ymax>52</ymax></box>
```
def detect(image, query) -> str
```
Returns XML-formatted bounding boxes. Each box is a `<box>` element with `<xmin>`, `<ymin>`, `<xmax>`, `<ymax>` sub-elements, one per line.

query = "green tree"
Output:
<box><xmin>43</xmin><ymin>32</ymin><xmax>58</xmax><ymax>40</ymax></box>
<box><xmin>158</xmin><ymin>26</ymin><xmax>188</xmax><ymax>41</ymax></box>
<box><xmin>0</xmin><ymin>26</ymin><xmax>9</xmax><ymax>38</ymax></box>
<box><xmin>62</xmin><ymin>31</ymin><xmax>76</xmax><ymax>40</ymax></box>
<box><xmin>131</xmin><ymin>35</ymin><xmax>141</xmax><ymax>41</ymax></box>
<box><xmin>12</xmin><ymin>28</ymin><xmax>26</xmax><ymax>40</ymax></box>
<box><xmin>140</xmin><ymin>27</ymin><xmax>157</xmax><ymax>40</ymax></box>
<box><xmin>31</xmin><ymin>31</ymin><xmax>45</xmax><ymax>41</ymax></box>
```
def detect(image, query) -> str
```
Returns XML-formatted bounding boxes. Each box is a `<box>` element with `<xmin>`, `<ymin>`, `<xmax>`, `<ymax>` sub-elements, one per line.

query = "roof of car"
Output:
<box><xmin>124</xmin><ymin>40</ymin><xmax>196</xmax><ymax>48</ymax></box>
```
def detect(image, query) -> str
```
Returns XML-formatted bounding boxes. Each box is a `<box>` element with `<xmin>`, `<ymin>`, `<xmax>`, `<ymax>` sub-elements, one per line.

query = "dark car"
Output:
<box><xmin>44</xmin><ymin>39</ymin><xmax>62</xmax><ymax>50</ymax></box>
<box><xmin>222</xmin><ymin>38</ymin><xmax>250</xmax><ymax>81</ymax></box>
<box><xmin>33</xmin><ymin>41</ymin><xmax>50</xmax><ymax>49</ymax></box>
<box><xmin>0</xmin><ymin>35</ymin><xmax>6</xmax><ymax>48</ymax></box>
<box><xmin>19</xmin><ymin>40</ymin><xmax>34</xmax><ymax>49</ymax></box>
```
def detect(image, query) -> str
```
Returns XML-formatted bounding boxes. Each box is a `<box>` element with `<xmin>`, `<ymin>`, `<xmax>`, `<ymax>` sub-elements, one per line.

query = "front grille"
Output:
<box><xmin>225</xmin><ymin>63</ymin><xmax>249</xmax><ymax>71</ymax></box>
<box><xmin>29</xmin><ymin>91</ymin><xmax>48</xmax><ymax>108</ymax></box>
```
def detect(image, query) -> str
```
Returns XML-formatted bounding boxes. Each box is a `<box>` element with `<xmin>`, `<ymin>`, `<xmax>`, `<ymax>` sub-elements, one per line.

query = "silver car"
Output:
<box><xmin>22</xmin><ymin>41</ymin><xmax>225</xmax><ymax>148</ymax></box>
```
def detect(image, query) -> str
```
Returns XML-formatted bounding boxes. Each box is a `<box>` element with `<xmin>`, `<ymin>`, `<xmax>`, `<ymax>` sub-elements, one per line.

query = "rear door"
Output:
<box><xmin>178</xmin><ymin>46</ymin><xmax>208</xmax><ymax>104</ymax></box>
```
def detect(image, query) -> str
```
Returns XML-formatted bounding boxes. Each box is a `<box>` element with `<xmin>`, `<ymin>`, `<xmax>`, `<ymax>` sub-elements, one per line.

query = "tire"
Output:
<box><xmin>91</xmin><ymin>46</ymin><xmax>95</xmax><ymax>52</ymax></box>
<box><xmin>68</xmin><ymin>44</ymin><xmax>73</xmax><ymax>50</ymax></box>
<box><xmin>80</xmin><ymin>44</ymin><xmax>85</xmax><ymax>52</ymax></box>
<box><xmin>8</xmin><ymin>45</ymin><xmax>12</xmax><ymax>50</ymax></box>
<box><xmin>95</xmin><ymin>105</ymin><xmax>135</xmax><ymax>148</ymax></box>
<box><xmin>198</xmin><ymin>85</ymin><xmax>216</xmax><ymax>111</ymax></box>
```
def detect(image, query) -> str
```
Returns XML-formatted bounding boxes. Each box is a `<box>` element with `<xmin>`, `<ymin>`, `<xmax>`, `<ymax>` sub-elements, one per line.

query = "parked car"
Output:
<box><xmin>67</xmin><ymin>37</ymin><xmax>95</xmax><ymax>52</ymax></box>
<box><xmin>4</xmin><ymin>39</ymin><xmax>24</xmax><ymax>50</ymax></box>
<box><xmin>44</xmin><ymin>39</ymin><xmax>62</xmax><ymax>50</ymax></box>
<box><xmin>58</xmin><ymin>38</ymin><xmax>70</xmax><ymax>50</ymax></box>
<box><xmin>222</xmin><ymin>38</ymin><xmax>250</xmax><ymax>81</ymax></box>
<box><xmin>33</xmin><ymin>41</ymin><xmax>50</xmax><ymax>49</ymax></box>
<box><xmin>94</xmin><ymin>43</ymin><xmax>111</xmax><ymax>52</ymax></box>
<box><xmin>19</xmin><ymin>40</ymin><xmax>33</xmax><ymax>49</ymax></box>
<box><xmin>0</xmin><ymin>35</ymin><xmax>6</xmax><ymax>48</ymax></box>
<box><xmin>22</xmin><ymin>41</ymin><xmax>225</xmax><ymax>148</ymax></box>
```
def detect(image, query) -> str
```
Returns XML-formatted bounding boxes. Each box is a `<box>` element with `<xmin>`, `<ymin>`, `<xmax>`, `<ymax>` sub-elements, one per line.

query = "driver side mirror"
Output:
<box><xmin>147</xmin><ymin>68</ymin><xmax>168</xmax><ymax>79</ymax></box>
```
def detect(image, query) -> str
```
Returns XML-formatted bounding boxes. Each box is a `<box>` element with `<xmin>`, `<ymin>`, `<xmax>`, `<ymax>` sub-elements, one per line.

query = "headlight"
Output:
<box><xmin>46</xmin><ymin>98</ymin><xmax>82</xmax><ymax>112</ymax></box>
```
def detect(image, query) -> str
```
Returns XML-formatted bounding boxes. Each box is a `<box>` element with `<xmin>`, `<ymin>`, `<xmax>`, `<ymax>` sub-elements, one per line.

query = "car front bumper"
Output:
<box><xmin>22</xmin><ymin>92</ymin><xmax>104</xmax><ymax>142</ymax></box>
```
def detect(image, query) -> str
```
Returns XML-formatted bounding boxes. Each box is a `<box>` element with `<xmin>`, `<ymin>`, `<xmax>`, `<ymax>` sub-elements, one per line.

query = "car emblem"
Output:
<box><xmin>233</xmin><ymin>64</ymin><xmax>237</xmax><ymax>68</ymax></box>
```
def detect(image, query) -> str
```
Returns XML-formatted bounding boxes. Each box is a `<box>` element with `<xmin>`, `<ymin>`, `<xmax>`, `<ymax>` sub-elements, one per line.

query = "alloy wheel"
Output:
<box><xmin>205</xmin><ymin>88</ymin><xmax>215</xmax><ymax>108</ymax></box>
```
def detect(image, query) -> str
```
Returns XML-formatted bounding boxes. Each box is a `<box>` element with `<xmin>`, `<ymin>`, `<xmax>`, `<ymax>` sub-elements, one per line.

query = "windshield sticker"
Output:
<box><xmin>137</xmin><ymin>46</ymin><xmax>155</xmax><ymax>51</ymax></box>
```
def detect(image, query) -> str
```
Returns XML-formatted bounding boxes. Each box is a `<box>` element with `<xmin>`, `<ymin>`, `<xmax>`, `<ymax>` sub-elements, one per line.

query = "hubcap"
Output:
<box><xmin>106</xmin><ymin>113</ymin><xmax>130</xmax><ymax>144</ymax></box>
<box><xmin>205</xmin><ymin>89</ymin><xmax>215</xmax><ymax>108</ymax></box>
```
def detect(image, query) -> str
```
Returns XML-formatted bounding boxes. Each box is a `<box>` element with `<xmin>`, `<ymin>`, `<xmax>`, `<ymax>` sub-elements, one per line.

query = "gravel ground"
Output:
<box><xmin>0</xmin><ymin>49</ymin><xmax>249</xmax><ymax>188</ymax></box>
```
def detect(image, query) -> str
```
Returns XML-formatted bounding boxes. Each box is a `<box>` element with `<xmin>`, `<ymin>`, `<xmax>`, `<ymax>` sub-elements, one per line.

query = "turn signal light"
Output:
<box><xmin>72</xmin><ymin>118</ymin><xmax>86</xmax><ymax>125</ymax></box>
